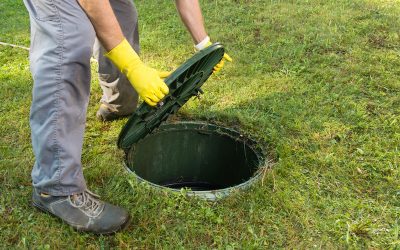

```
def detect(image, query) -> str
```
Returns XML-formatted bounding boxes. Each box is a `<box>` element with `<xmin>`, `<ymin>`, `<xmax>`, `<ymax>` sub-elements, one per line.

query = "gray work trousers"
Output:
<box><xmin>23</xmin><ymin>0</ymin><xmax>139</xmax><ymax>196</ymax></box>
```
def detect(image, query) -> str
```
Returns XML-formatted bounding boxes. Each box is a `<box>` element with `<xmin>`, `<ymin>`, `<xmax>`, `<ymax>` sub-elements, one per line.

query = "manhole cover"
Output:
<box><xmin>118</xmin><ymin>43</ymin><xmax>266</xmax><ymax>200</ymax></box>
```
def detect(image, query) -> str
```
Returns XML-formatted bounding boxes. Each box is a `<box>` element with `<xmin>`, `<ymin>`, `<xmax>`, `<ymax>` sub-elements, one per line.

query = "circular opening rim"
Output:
<box><xmin>123</xmin><ymin>121</ymin><xmax>266</xmax><ymax>200</ymax></box>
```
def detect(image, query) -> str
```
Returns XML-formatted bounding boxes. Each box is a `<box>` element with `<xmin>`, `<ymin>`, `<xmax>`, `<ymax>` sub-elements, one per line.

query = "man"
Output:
<box><xmin>23</xmin><ymin>0</ymin><xmax>231</xmax><ymax>234</ymax></box>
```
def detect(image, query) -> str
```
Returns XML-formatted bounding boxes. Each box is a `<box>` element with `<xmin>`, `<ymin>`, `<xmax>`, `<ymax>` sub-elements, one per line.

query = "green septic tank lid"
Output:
<box><xmin>117</xmin><ymin>43</ymin><xmax>225</xmax><ymax>149</ymax></box>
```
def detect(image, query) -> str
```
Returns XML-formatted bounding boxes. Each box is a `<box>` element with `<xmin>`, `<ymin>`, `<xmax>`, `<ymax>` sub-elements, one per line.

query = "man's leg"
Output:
<box><xmin>24</xmin><ymin>0</ymin><xmax>130</xmax><ymax>233</ymax></box>
<box><xmin>26</xmin><ymin>0</ymin><xmax>95</xmax><ymax>196</ymax></box>
<box><xmin>94</xmin><ymin>0</ymin><xmax>140</xmax><ymax>120</ymax></box>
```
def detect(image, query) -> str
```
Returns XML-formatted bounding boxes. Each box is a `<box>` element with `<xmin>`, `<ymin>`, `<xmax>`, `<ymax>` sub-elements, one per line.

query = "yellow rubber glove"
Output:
<box><xmin>195</xmin><ymin>37</ymin><xmax>233</xmax><ymax>73</ymax></box>
<box><xmin>158</xmin><ymin>71</ymin><xmax>171</xmax><ymax>79</ymax></box>
<box><xmin>105</xmin><ymin>39</ymin><xmax>169</xmax><ymax>106</ymax></box>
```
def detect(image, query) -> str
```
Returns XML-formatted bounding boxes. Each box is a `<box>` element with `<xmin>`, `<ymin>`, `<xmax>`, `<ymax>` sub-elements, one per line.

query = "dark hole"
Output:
<box><xmin>126</xmin><ymin>123</ymin><xmax>261</xmax><ymax>191</ymax></box>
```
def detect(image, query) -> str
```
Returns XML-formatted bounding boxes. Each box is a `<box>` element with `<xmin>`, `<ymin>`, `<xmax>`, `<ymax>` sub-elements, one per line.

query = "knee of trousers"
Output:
<box><xmin>29</xmin><ymin>18</ymin><xmax>95</xmax><ymax>124</ymax></box>
<box><xmin>63</xmin><ymin>26</ymin><xmax>95</xmax><ymax>66</ymax></box>
<box><xmin>30</xmin><ymin>31</ymin><xmax>95</xmax><ymax>90</ymax></box>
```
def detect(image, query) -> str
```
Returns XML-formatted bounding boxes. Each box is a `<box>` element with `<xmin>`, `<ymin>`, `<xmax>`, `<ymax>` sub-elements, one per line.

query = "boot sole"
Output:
<box><xmin>32</xmin><ymin>201</ymin><xmax>131</xmax><ymax>235</ymax></box>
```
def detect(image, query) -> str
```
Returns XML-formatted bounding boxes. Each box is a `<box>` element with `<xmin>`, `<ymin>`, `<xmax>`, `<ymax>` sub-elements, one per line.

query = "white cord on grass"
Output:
<box><xmin>0</xmin><ymin>41</ymin><xmax>30</xmax><ymax>51</ymax></box>
<box><xmin>0</xmin><ymin>41</ymin><xmax>98</xmax><ymax>63</ymax></box>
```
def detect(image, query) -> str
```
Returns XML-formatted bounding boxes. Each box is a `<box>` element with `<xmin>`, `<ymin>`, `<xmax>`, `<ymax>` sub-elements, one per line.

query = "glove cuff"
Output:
<box><xmin>105</xmin><ymin>38</ymin><xmax>142</xmax><ymax>74</ymax></box>
<box><xmin>194</xmin><ymin>36</ymin><xmax>211</xmax><ymax>51</ymax></box>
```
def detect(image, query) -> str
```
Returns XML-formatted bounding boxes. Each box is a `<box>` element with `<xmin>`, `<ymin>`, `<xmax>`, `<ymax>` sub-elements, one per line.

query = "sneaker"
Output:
<box><xmin>32</xmin><ymin>189</ymin><xmax>130</xmax><ymax>234</ymax></box>
<box><xmin>96</xmin><ymin>104</ymin><xmax>131</xmax><ymax>122</ymax></box>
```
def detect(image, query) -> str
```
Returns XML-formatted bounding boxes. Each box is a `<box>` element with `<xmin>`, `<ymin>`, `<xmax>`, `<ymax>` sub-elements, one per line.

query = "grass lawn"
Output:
<box><xmin>1</xmin><ymin>0</ymin><xmax>400</xmax><ymax>248</ymax></box>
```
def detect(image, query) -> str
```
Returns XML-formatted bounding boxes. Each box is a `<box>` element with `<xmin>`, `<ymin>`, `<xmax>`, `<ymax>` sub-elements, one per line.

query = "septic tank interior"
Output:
<box><xmin>118</xmin><ymin>44</ymin><xmax>266</xmax><ymax>200</ymax></box>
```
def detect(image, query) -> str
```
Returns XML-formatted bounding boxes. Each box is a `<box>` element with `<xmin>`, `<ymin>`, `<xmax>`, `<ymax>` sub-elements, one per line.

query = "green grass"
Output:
<box><xmin>1</xmin><ymin>0</ymin><xmax>400</xmax><ymax>248</ymax></box>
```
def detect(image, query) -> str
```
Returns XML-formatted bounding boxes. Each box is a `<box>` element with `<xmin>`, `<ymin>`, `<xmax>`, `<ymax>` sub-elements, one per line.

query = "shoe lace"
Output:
<box><xmin>69</xmin><ymin>190</ymin><xmax>102</xmax><ymax>217</ymax></box>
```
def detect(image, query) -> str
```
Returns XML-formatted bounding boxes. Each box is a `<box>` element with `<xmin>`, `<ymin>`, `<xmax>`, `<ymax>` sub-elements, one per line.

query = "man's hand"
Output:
<box><xmin>212</xmin><ymin>50</ymin><xmax>233</xmax><ymax>73</ymax></box>
<box><xmin>175</xmin><ymin>0</ymin><xmax>232</xmax><ymax>73</ymax></box>
<box><xmin>213</xmin><ymin>47</ymin><xmax>233</xmax><ymax>73</ymax></box>
<box><xmin>106</xmin><ymin>39</ymin><xmax>169</xmax><ymax>106</ymax></box>
<box><xmin>195</xmin><ymin>37</ymin><xmax>233</xmax><ymax>73</ymax></box>
<box><xmin>158</xmin><ymin>71</ymin><xmax>171</xmax><ymax>79</ymax></box>
<box><xmin>78</xmin><ymin>0</ymin><xmax>170</xmax><ymax>106</ymax></box>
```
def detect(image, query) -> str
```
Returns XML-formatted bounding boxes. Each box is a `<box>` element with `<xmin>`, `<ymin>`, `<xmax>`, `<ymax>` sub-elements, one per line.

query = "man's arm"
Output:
<box><xmin>77</xmin><ymin>0</ymin><xmax>168</xmax><ymax>106</ymax></box>
<box><xmin>78</xmin><ymin>0</ymin><xmax>123</xmax><ymax>51</ymax></box>
<box><xmin>175</xmin><ymin>0</ymin><xmax>208</xmax><ymax>44</ymax></box>
<box><xmin>175</xmin><ymin>0</ymin><xmax>232</xmax><ymax>73</ymax></box>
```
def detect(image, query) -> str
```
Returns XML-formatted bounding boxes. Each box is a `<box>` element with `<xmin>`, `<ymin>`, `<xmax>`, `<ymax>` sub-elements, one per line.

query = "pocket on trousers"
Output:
<box><xmin>31</xmin><ymin>0</ymin><xmax>58</xmax><ymax>21</ymax></box>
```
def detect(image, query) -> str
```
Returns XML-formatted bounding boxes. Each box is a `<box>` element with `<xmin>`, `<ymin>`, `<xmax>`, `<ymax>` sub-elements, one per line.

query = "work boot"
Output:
<box><xmin>32</xmin><ymin>189</ymin><xmax>130</xmax><ymax>234</ymax></box>
<box><xmin>96</xmin><ymin>104</ymin><xmax>131</xmax><ymax>122</ymax></box>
